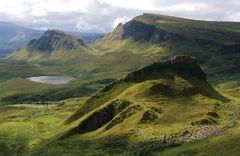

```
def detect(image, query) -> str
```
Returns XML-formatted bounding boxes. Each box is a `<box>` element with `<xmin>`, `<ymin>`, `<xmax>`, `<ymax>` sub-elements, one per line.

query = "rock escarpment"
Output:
<box><xmin>122</xmin><ymin>21</ymin><xmax>181</xmax><ymax>43</ymax></box>
<box><xmin>108</xmin><ymin>19</ymin><xmax>181</xmax><ymax>43</ymax></box>
<box><xmin>123</xmin><ymin>55</ymin><xmax>207</xmax><ymax>82</ymax></box>
<box><xmin>109</xmin><ymin>23</ymin><xmax>124</xmax><ymax>40</ymax></box>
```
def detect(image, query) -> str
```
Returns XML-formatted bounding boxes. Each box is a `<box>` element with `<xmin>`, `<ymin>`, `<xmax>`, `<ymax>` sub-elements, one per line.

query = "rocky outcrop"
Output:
<box><xmin>122</xmin><ymin>21</ymin><xmax>182</xmax><ymax>43</ymax></box>
<box><xmin>27</xmin><ymin>29</ymin><xmax>86</xmax><ymax>52</ymax></box>
<box><xmin>70</xmin><ymin>99</ymin><xmax>131</xmax><ymax>134</ymax></box>
<box><xmin>207</xmin><ymin>111</ymin><xmax>220</xmax><ymax>118</ymax></box>
<box><xmin>108</xmin><ymin>20</ymin><xmax>181</xmax><ymax>43</ymax></box>
<box><xmin>110</xmin><ymin>23</ymin><xmax>124</xmax><ymax>40</ymax></box>
<box><xmin>123</xmin><ymin>55</ymin><xmax>207</xmax><ymax>82</ymax></box>
<box><xmin>118</xmin><ymin>17</ymin><xmax>240</xmax><ymax>54</ymax></box>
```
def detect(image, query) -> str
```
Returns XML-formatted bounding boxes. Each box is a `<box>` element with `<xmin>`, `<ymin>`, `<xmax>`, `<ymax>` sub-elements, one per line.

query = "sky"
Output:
<box><xmin>0</xmin><ymin>0</ymin><xmax>240</xmax><ymax>33</ymax></box>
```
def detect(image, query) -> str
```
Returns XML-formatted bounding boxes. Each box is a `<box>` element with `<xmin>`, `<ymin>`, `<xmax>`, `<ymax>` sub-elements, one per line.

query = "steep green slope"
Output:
<box><xmin>33</xmin><ymin>56</ymin><xmax>239</xmax><ymax>155</ymax></box>
<box><xmin>0</xmin><ymin>97</ymin><xmax>88</xmax><ymax>156</ymax></box>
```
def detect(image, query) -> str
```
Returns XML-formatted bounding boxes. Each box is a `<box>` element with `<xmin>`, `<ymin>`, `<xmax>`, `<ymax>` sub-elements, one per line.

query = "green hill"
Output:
<box><xmin>8</xmin><ymin>29</ymin><xmax>96</xmax><ymax>62</ymax></box>
<box><xmin>33</xmin><ymin>56</ymin><xmax>239</xmax><ymax>156</ymax></box>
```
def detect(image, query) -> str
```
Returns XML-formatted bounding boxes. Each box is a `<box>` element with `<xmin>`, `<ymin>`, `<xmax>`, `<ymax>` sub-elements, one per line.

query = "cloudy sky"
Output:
<box><xmin>0</xmin><ymin>0</ymin><xmax>240</xmax><ymax>32</ymax></box>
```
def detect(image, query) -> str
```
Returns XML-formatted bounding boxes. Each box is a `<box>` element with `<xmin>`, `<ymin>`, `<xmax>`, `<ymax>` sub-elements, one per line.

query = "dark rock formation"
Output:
<box><xmin>123</xmin><ymin>55</ymin><xmax>207</xmax><ymax>82</ymax></box>
<box><xmin>122</xmin><ymin>21</ymin><xmax>182</xmax><ymax>43</ymax></box>
<box><xmin>120</xmin><ymin>19</ymin><xmax>240</xmax><ymax>54</ymax></box>
<box><xmin>71</xmin><ymin>99</ymin><xmax>131</xmax><ymax>134</ymax></box>
<box><xmin>207</xmin><ymin>111</ymin><xmax>220</xmax><ymax>118</ymax></box>
<box><xmin>27</xmin><ymin>29</ymin><xmax>86</xmax><ymax>52</ymax></box>
<box><xmin>74</xmin><ymin>103</ymin><xmax>115</xmax><ymax>133</ymax></box>
<box><xmin>191</xmin><ymin>117</ymin><xmax>218</xmax><ymax>125</ymax></box>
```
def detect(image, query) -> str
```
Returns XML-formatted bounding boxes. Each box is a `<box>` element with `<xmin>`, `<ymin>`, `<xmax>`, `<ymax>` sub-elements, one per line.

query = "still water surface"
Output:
<box><xmin>27</xmin><ymin>76</ymin><xmax>74</xmax><ymax>84</ymax></box>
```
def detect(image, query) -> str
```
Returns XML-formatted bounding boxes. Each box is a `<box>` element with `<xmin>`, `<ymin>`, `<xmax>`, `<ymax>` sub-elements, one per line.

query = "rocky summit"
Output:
<box><xmin>124</xmin><ymin>55</ymin><xmax>207</xmax><ymax>82</ymax></box>
<box><xmin>27</xmin><ymin>29</ymin><xmax>86</xmax><ymax>52</ymax></box>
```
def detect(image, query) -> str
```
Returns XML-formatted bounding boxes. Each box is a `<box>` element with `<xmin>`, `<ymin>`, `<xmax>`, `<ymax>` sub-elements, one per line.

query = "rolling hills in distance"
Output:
<box><xmin>0</xmin><ymin>13</ymin><xmax>240</xmax><ymax>155</ymax></box>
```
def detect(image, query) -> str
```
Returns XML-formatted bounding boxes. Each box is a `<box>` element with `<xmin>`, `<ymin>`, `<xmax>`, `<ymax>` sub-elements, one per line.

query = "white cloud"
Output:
<box><xmin>112</xmin><ymin>17</ymin><xmax>130</xmax><ymax>28</ymax></box>
<box><xmin>0</xmin><ymin>0</ymin><xmax>239</xmax><ymax>32</ymax></box>
<box><xmin>99</xmin><ymin>0</ymin><xmax>155</xmax><ymax>11</ymax></box>
<box><xmin>76</xmin><ymin>20</ymin><xmax>105</xmax><ymax>32</ymax></box>
<box><xmin>30</xmin><ymin>7</ymin><xmax>48</xmax><ymax>17</ymax></box>
<box><xmin>224</xmin><ymin>12</ymin><xmax>240</xmax><ymax>21</ymax></box>
<box><xmin>163</xmin><ymin>3</ymin><xmax>207</xmax><ymax>12</ymax></box>
<box><xmin>33</xmin><ymin>26</ymin><xmax>49</xmax><ymax>31</ymax></box>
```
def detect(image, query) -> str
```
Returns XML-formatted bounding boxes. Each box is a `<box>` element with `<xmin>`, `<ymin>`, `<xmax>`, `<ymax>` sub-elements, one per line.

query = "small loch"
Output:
<box><xmin>27</xmin><ymin>76</ymin><xmax>74</xmax><ymax>84</ymax></box>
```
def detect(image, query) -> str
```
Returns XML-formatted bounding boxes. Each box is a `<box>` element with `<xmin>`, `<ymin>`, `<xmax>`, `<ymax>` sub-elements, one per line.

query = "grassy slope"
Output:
<box><xmin>92</xmin><ymin>37</ymin><xmax>240</xmax><ymax>87</ymax></box>
<box><xmin>33</xmin><ymin>69</ymin><xmax>239</xmax><ymax>155</ymax></box>
<box><xmin>0</xmin><ymin>76</ymin><xmax>107</xmax><ymax>105</ymax></box>
<box><xmin>0</xmin><ymin>97</ymin><xmax>88</xmax><ymax>156</ymax></box>
<box><xmin>10</xmin><ymin>45</ymin><xmax>95</xmax><ymax>63</ymax></box>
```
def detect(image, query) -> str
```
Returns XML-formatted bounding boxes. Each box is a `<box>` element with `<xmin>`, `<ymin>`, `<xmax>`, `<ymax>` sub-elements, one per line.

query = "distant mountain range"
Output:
<box><xmin>0</xmin><ymin>22</ymin><xmax>42</xmax><ymax>58</ymax></box>
<box><xmin>0</xmin><ymin>21</ymin><xmax>104</xmax><ymax>58</ymax></box>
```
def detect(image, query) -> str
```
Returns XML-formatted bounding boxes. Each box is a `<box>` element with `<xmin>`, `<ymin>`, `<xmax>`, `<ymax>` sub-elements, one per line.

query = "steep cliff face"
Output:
<box><xmin>108</xmin><ymin>20</ymin><xmax>181</xmax><ymax>43</ymax></box>
<box><xmin>123</xmin><ymin>55</ymin><xmax>206</xmax><ymax>82</ymax></box>
<box><xmin>106</xmin><ymin>13</ymin><xmax>240</xmax><ymax>54</ymax></box>
<box><xmin>107</xmin><ymin>23</ymin><xmax>124</xmax><ymax>40</ymax></box>
<box><xmin>27</xmin><ymin>29</ymin><xmax>86</xmax><ymax>52</ymax></box>
<box><xmin>118</xmin><ymin>20</ymin><xmax>240</xmax><ymax>54</ymax></box>
<box><xmin>122</xmin><ymin>21</ymin><xmax>181</xmax><ymax>43</ymax></box>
